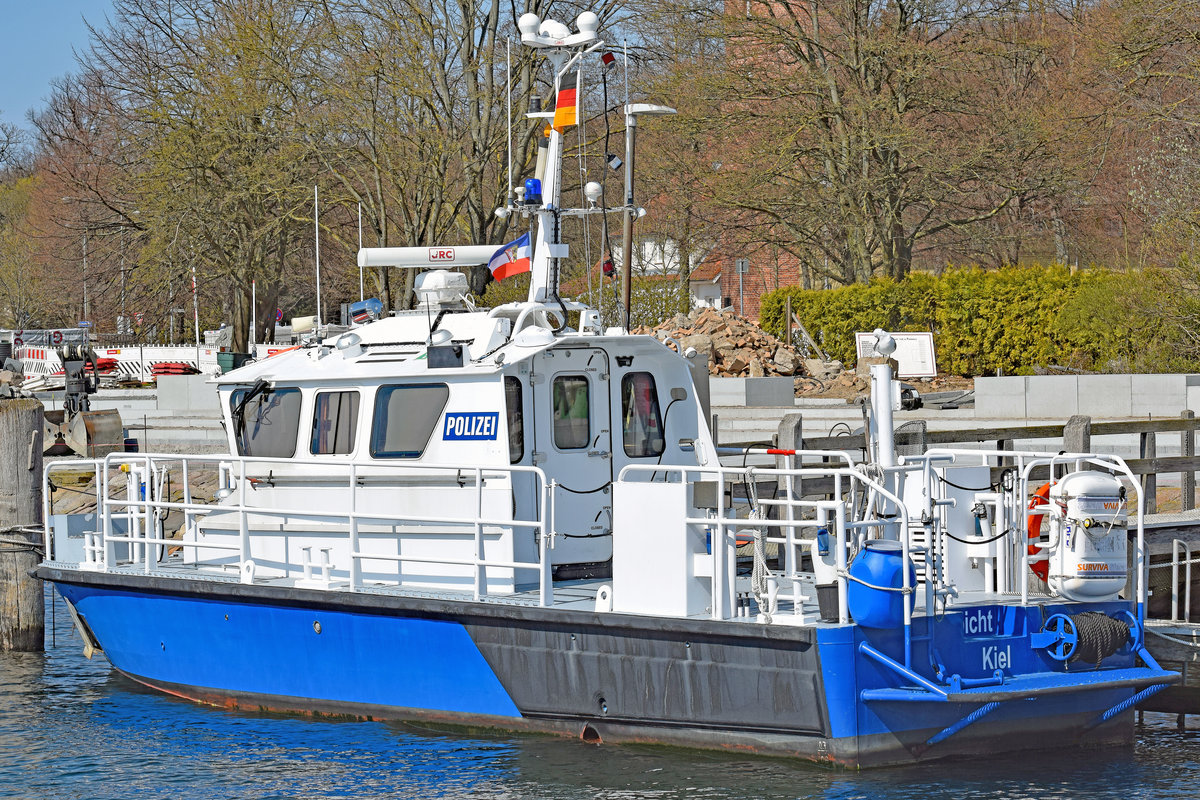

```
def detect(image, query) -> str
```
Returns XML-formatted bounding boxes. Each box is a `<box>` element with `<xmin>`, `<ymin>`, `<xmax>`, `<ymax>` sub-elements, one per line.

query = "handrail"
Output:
<box><xmin>1015</xmin><ymin>453</ymin><xmax>1144</xmax><ymax>622</ymax></box>
<box><xmin>47</xmin><ymin>452</ymin><xmax>557</xmax><ymax>607</ymax></box>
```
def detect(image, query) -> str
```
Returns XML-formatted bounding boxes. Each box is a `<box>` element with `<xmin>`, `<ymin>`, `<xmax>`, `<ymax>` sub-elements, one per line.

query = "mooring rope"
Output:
<box><xmin>1146</xmin><ymin>626</ymin><xmax>1200</xmax><ymax>650</ymax></box>
<box><xmin>751</xmin><ymin>525</ymin><xmax>771</xmax><ymax>625</ymax></box>
<box><xmin>1070</xmin><ymin>611</ymin><xmax>1131</xmax><ymax>664</ymax></box>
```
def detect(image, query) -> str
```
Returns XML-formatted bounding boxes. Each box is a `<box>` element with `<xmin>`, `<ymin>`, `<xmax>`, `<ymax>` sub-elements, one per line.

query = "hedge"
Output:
<box><xmin>759</xmin><ymin>265</ymin><xmax>1160</xmax><ymax>376</ymax></box>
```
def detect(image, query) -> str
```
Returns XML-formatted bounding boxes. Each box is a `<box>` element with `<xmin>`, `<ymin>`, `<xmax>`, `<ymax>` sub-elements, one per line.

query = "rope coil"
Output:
<box><xmin>1069</xmin><ymin>611</ymin><xmax>1130</xmax><ymax>665</ymax></box>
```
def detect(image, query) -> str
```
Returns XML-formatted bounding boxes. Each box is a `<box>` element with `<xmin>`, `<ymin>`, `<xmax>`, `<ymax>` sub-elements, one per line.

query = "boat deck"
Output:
<box><xmin>44</xmin><ymin>555</ymin><xmax>1071</xmax><ymax>625</ymax></box>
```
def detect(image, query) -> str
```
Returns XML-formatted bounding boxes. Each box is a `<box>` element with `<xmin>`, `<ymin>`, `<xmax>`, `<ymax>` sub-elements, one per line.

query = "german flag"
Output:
<box><xmin>552</xmin><ymin>71</ymin><xmax>578</xmax><ymax>133</ymax></box>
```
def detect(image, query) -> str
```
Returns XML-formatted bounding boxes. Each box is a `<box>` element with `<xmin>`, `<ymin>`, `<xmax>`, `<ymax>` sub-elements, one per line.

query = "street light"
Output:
<box><xmin>83</xmin><ymin>228</ymin><xmax>90</xmax><ymax>323</ymax></box>
<box><xmin>619</xmin><ymin>103</ymin><xmax>676</xmax><ymax>332</ymax></box>
<box><xmin>60</xmin><ymin>196</ymin><xmax>91</xmax><ymax>324</ymax></box>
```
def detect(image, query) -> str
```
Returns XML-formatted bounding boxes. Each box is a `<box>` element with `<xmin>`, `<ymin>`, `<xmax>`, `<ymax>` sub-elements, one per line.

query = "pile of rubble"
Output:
<box><xmin>643</xmin><ymin>308</ymin><xmax>806</xmax><ymax>377</ymax></box>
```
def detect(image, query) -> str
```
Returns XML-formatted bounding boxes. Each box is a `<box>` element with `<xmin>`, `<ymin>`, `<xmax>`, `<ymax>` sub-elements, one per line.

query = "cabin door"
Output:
<box><xmin>531</xmin><ymin>347</ymin><xmax>612</xmax><ymax>568</ymax></box>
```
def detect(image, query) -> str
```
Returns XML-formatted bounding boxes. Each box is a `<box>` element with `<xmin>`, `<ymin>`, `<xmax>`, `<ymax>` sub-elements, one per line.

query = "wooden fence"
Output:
<box><xmin>752</xmin><ymin>411</ymin><xmax>1199</xmax><ymax>514</ymax></box>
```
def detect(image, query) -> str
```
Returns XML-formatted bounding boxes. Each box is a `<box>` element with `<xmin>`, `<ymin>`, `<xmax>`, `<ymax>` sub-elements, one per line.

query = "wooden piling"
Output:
<box><xmin>1141</xmin><ymin>430</ymin><xmax>1158</xmax><ymax>515</ymax></box>
<box><xmin>0</xmin><ymin>398</ymin><xmax>45</xmax><ymax>652</ymax></box>
<box><xmin>776</xmin><ymin>413</ymin><xmax>803</xmax><ymax>488</ymax></box>
<box><xmin>1063</xmin><ymin>415</ymin><xmax>1091</xmax><ymax>454</ymax></box>
<box><xmin>1183</xmin><ymin>411</ymin><xmax>1196</xmax><ymax>511</ymax></box>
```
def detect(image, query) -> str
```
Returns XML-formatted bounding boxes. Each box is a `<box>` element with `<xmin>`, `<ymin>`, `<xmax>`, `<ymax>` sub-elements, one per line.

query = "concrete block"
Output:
<box><xmin>709</xmin><ymin>377</ymin><xmax>795</xmax><ymax>407</ymax></box>
<box><xmin>1186</xmin><ymin>376</ymin><xmax>1200</xmax><ymax>415</ymax></box>
<box><xmin>744</xmin><ymin>377</ymin><xmax>795</xmax><ymax>407</ymax></box>
<box><xmin>708</xmin><ymin>377</ymin><xmax>746</xmax><ymax>406</ymax></box>
<box><xmin>1133</xmin><ymin>374</ymin><xmax>1187</xmax><ymax>417</ymax></box>
<box><xmin>975</xmin><ymin>376</ymin><xmax>1027</xmax><ymax>419</ymax></box>
<box><xmin>1025</xmin><ymin>376</ymin><xmax>1079</xmax><ymax>419</ymax></box>
<box><xmin>1077</xmin><ymin>374</ymin><xmax>1132</xmax><ymax>417</ymax></box>
<box><xmin>157</xmin><ymin>374</ymin><xmax>219</xmax><ymax>412</ymax></box>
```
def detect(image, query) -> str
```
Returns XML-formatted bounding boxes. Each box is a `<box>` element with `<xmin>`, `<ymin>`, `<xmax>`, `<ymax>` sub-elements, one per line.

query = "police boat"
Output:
<box><xmin>37</xmin><ymin>10</ymin><xmax>1176</xmax><ymax>768</ymax></box>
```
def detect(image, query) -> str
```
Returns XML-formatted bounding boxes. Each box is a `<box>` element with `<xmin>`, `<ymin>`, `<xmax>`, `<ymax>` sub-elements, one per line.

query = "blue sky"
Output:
<box><xmin>0</xmin><ymin>1</ymin><xmax>114</xmax><ymax>132</ymax></box>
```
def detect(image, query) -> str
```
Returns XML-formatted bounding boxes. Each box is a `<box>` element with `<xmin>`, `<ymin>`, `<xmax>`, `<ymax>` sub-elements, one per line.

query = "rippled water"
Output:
<box><xmin>4</xmin><ymin>592</ymin><xmax>1200</xmax><ymax>799</ymax></box>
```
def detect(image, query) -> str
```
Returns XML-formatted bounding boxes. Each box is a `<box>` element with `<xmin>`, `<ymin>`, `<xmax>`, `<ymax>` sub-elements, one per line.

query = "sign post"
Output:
<box><xmin>735</xmin><ymin>258</ymin><xmax>749</xmax><ymax>316</ymax></box>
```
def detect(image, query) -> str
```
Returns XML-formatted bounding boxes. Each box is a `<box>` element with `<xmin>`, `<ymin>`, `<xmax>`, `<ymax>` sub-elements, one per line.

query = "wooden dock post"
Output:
<box><xmin>1063</xmin><ymin>415</ymin><xmax>1091</xmax><ymax>454</ymax></box>
<box><xmin>1141</xmin><ymin>429</ymin><xmax>1158</xmax><ymax>515</ymax></box>
<box><xmin>0</xmin><ymin>398</ymin><xmax>45</xmax><ymax>652</ymax></box>
<box><xmin>776</xmin><ymin>413</ymin><xmax>803</xmax><ymax>486</ymax></box>
<box><xmin>1183</xmin><ymin>411</ymin><xmax>1195</xmax><ymax>511</ymax></box>
<box><xmin>784</xmin><ymin>295</ymin><xmax>792</xmax><ymax>349</ymax></box>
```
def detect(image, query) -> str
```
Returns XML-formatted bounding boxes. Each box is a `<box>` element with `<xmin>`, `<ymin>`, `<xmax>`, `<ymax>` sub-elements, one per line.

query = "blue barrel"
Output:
<box><xmin>847</xmin><ymin>540</ymin><xmax>915</xmax><ymax>628</ymax></box>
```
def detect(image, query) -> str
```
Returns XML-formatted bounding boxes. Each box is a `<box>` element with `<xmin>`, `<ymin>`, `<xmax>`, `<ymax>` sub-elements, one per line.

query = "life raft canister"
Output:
<box><xmin>1026</xmin><ymin>482</ymin><xmax>1052</xmax><ymax>581</ymax></box>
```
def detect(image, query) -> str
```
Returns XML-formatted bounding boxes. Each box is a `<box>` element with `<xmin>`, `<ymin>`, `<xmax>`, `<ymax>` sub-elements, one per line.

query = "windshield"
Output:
<box><xmin>230</xmin><ymin>386</ymin><xmax>302</xmax><ymax>457</ymax></box>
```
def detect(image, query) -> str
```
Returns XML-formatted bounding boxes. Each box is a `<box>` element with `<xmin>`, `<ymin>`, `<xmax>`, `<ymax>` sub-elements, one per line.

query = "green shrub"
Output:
<box><xmin>760</xmin><ymin>265</ymin><xmax>1170</xmax><ymax>376</ymax></box>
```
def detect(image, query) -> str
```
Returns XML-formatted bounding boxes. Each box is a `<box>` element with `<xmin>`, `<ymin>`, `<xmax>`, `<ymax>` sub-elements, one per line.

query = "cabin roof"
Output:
<box><xmin>215</xmin><ymin>307</ymin><xmax>686</xmax><ymax>389</ymax></box>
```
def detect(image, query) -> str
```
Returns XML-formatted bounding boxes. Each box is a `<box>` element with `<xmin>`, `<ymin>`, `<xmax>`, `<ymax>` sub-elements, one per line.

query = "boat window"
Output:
<box><xmin>621</xmin><ymin>372</ymin><xmax>665</xmax><ymax>458</ymax></box>
<box><xmin>229</xmin><ymin>386</ymin><xmax>302</xmax><ymax>458</ymax></box>
<box><xmin>552</xmin><ymin>375</ymin><xmax>590</xmax><ymax>450</ymax></box>
<box><xmin>504</xmin><ymin>376</ymin><xmax>524</xmax><ymax>463</ymax></box>
<box><xmin>311</xmin><ymin>391</ymin><xmax>360</xmax><ymax>455</ymax></box>
<box><xmin>371</xmin><ymin>384</ymin><xmax>450</xmax><ymax>458</ymax></box>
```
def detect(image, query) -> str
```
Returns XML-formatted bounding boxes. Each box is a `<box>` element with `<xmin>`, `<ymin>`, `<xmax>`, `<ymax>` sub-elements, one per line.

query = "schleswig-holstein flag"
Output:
<box><xmin>488</xmin><ymin>232</ymin><xmax>532</xmax><ymax>281</ymax></box>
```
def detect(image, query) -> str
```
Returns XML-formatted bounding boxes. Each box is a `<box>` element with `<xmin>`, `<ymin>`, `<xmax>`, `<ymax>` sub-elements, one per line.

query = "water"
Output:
<box><xmin>4</xmin><ymin>593</ymin><xmax>1200</xmax><ymax>800</ymax></box>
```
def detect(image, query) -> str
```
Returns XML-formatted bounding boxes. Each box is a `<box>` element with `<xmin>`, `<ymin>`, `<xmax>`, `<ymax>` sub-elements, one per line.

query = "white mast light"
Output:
<box><xmin>517</xmin><ymin>13</ymin><xmax>540</xmax><ymax>37</ymax></box>
<box><xmin>576</xmin><ymin>12</ymin><xmax>599</xmax><ymax>35</ymax></box>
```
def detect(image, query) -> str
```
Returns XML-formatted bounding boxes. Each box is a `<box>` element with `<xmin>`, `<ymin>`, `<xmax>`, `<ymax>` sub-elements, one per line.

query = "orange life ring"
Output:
<box><xmin>1026</xmin><ymin>482</ymin><xmax>1051</xmax><ymax>581</ymax></box>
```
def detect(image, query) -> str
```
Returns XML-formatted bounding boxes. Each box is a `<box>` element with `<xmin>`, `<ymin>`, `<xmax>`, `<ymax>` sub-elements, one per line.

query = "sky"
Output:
<box><xmin>0</xmin><ymin>1</ymin><xmax>114</xmax><ymax>133</ymax></box>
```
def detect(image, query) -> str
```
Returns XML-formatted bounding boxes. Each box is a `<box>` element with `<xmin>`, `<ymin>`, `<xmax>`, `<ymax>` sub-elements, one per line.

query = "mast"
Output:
<box><xmin>516</xmin><ymin>12</ymin><xmax>601</xmax><ymax>305</ymax></box>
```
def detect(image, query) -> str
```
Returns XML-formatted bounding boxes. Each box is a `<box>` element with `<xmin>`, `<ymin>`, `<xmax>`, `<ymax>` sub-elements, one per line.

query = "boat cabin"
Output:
<box><xmin>200</xmin><ymin>277</ymin><xmax>715</xmax><ymax>593</ymax></box>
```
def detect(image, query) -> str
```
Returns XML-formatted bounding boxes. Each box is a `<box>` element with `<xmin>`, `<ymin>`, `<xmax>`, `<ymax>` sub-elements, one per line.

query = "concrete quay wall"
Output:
<box><xmin>975</xmin><ymin>374</ymin><xmax>1200</xmax><ymax>420</ymax></box>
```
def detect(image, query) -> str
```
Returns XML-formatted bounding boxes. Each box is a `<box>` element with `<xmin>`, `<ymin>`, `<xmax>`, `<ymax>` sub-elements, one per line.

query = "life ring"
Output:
<box><xmin>1026</xmin><ymin>482</ymin><xmax>1051</xmax><ymax>581</ymax></box>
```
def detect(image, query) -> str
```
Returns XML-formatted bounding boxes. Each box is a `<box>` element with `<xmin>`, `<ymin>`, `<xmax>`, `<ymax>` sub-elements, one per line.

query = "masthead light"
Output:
<box><xmin>517</xmin><ymin>13</ymin><xmax>540</xmax><ymax>36</ymax></box>
<box><xmin>575</xmin><ymin>11</ymin><xmax>599</xmax><ymax>35</ymax></box>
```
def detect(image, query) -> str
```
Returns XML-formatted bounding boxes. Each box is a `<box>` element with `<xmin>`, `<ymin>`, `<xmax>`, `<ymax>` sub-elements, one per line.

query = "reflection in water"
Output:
<box><xmin>4</xmin><ymin>592</ymin><xmax>1200</xmax><ymax>799</ymax></box>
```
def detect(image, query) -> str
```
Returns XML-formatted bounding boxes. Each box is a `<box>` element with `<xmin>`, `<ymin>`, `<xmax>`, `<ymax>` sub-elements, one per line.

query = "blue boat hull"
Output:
<box><xmin>42</xmin><ymin>566</ymin><xmax>1170</xmax><ymax>768</ymax></box>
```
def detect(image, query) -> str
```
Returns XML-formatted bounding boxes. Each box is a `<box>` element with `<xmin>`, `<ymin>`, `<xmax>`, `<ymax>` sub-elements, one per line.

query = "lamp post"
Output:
<box><xmin>119</xmin><ymin>232</ymin><xmax>128</xmax><ymax>335</ymax></box>
<box><xmin>619</xmin><ymin>103</ymin><xmax>676</xmax><ymax>332</ymax></box>
<box><xmin>82</xmin><ymin>228</ymin><xmax>90</xmax><ymax>323</ymax></box>
<box><xmin>61</xmin><ymin>196</ymin><xmax>95</xmax><ymax>327</ymax></box>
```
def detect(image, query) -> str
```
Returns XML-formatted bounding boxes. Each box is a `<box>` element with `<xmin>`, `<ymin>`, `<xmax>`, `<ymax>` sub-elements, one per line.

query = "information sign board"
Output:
<box><xmin>855</xmin><ymin>331</ymin><xmax>938</xmax><ymax>378</ymax></box>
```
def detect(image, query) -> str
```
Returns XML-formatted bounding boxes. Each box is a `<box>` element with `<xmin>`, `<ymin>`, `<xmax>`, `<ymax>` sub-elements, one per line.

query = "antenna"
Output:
<box><xmin>358</xmin><ymin>203</ymin><xmax>364</xmax><ymax>302</ymax></box>
<box><xmin>190</xmin><ymin>255</ymin><xmax>200</xmax><ymax>368</ymax></box>
<box><xmin>507</xmin><ymin>40</ymin><xmax>513</xmax><ymax>210</ymax></box>
<box><xmin>314</xmin><ymin>185</ymin><xmax>322</xmax><ymax>331</ymax></box>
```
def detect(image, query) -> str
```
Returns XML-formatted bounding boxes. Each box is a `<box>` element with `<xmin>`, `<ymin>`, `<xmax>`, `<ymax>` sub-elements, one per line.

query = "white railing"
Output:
<box><xmin>897</xmin><ymin>448</ymin><xmax>1145</xmax><ymax>617</ymax></box>
<box><xmin>618</xmin><ymin>462</ymin><xmax>908</xmax><ymax>624</ymax></box>
<box><xmin>43</xmin><ymin>453</ymin><xmax>557</xmax><ymax>607</ymax></box>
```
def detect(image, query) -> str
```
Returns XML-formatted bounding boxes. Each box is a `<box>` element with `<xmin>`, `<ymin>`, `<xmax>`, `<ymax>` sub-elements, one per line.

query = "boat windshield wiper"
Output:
<box><xmin>231</xmin><ymin>378</ymin><xmax>272</xmax><ymax>444</ymax></box>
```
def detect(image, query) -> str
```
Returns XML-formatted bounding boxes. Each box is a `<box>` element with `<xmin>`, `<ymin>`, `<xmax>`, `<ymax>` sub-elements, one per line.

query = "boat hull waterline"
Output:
<box><xmin>47</xmin><ymin>568</ymin><xmax>1160</xmax><ymax>768</ymax></box>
